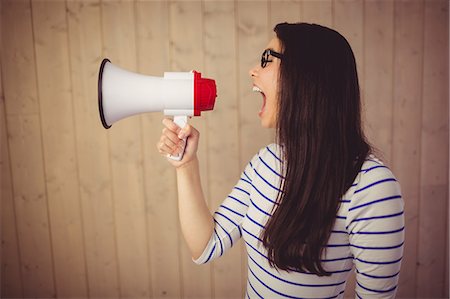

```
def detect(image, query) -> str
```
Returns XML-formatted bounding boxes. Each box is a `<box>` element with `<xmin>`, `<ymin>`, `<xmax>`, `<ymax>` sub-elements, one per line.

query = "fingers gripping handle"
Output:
<box><xmin>168</xmin><ymin>115</ymin><xmax>188</xmax><ymax>161</ymax></box>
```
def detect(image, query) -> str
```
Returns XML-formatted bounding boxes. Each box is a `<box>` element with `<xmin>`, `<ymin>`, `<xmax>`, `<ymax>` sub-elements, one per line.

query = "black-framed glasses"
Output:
<box><xmin>261</xmin><ymin>49</ymin><xmax>283</xmax><ymax>68</ymax></box>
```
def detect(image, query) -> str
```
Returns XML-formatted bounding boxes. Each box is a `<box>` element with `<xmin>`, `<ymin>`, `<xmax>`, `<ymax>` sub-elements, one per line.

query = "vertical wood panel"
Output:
<box><xmin>135</xmin><ymin>1</ymin><xmax>183</xmax><ymax>298</ymax></box>
<box><xmin>168</xmin><ymin>2</ymin><xmax>211</xmax><ymax>298</ymax></box>
<box><xmin>1</xmin><ymin>1</ymin><xmax>448</xmax><ymax>298</ymax></box>
<box><xmin>31</xmin><ymin>1</ymin><xmax>88</xmax><ymax>296</ymax></box>
<box><xmin>236</xmin><ymin>3</ymin><xmax>271</xmax><ymax>295</ymax></box>
<box><xmin>237</xmin><ymin>1</ymin><xmax>272</xmax><ymax>168</ymax></box>
<box><xmin>2</xmin><ymin>1</ymin><xmax>56</xmax><ymax>296</ymax></box>
<box><xmin>0</xmin><ymin>45</ymin><xmax>24</xmax><ymax>299</ymax></box>
<box><xmin>270</xmin><ymin>0</ymin><xmax>301</xmax><ymax>25</ymax></box>
<box><xmin>391</xmin><ymin>1</ymin><xmax>424</xmax><ymax>297</ymax></box>
<box><xmin>334</xmin><ymin>0</ymin><xmax>364</xmax><ymax>94</ymax></box>
<box><xmin>301</xmin><ymin>0</ymin><xmax>333</xmax><ymax>27</ymax></box>
<box><xmin>204</xmin><ymin>1</ymin><xmax>244</xmax><ymax>298</ymax></box>
<box><xmin>417</xmin><ymin>0</ymin><xmax>449</xmax><ymax>296</ymax></box>
<box><xmin>66</xmin><ymin>0</ymin><xmax>120</xmax><ymax>297</ymax></box>
<box><xmin>101</xmin><ymin>1</ymin><xmax>151</xmax><ymax>297</ymax></box>
<box><xmin>364</xmin><ymin>1</ymin><xmax>394</xmax><ymax>163</ymax></box>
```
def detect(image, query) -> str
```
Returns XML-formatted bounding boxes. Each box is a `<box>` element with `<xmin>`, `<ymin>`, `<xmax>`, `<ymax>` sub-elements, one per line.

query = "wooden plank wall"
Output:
<box><xmin>1</xmin><ymin>0</ymin><xmax>448</xmax><ymax>298</ymax></box>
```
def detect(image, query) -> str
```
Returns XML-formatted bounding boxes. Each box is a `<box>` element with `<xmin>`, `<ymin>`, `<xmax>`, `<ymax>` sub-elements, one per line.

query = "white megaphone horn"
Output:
<box><xmin>98</xmin><ymin>58</ymin><xmax>217</xmax><ymax>161</ymax></box>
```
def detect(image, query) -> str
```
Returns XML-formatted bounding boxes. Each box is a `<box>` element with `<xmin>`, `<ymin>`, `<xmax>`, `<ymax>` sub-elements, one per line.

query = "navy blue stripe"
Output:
<box><xmin>357</xmin><ymin>269</ymin><xmax>400</xmax><ymax>279</ymax></box>
<box><xmin>367</xmin><ymin>158</ymin><xmax>382</xmax><ymax>165</ymax></box>
<box><xmin>349</xmin><ymin>195</ymin><xmax>402</xmax><ymax>211</ymax></box>
<box><xmin>259</xmin><ymin>156</ymin><xmax>284</xmax><ymax>178</ymax></box>
<box><xmin>204</xmin><ymin>244</ymin><xmax>216</xmax><ymax>263</ymax></box>
<box><xmin>248</xmin><ymin>266</ymin><xmax>343</xmax><ymax>299</ymax></box>
<box><xmin>350</xmin><ymin>241</ymin><xmax>404</xmax><ymax>250</ymax></box>
<box><xmin>243</xmin><ymin>170</ymin><xmax>252</xmax><ymax>182</ymax></box>
<box><xmin>249</xmin><ymin>256</ymin><xmax>345</xmax><ymax>288</ymax></box>
<box><xmin>356</xmin><ymin>292</ymin><xmax>362</xmax><ymax>299</ymax></box>
<box><xmin>254</xmin><ymin>167</ymin><xmax>282</xmax><ymax>192</ymax></box>
<box><xmin>240</xmin><ymin>177</ymin><xmax>252</xmax><ymax>185</ymax></box>
<box><xmin>327</xmin><ymin>242</ymin><xmax>404</xmax><ymax>250</ymax></box>
<box><xmin>354</xmin><ymin>178</ymin><xmax>397</xmax><ymax>194</ymax></box>
<box><xmin>357</xmin><ymin>281</ymin><xmax>397</xmax><ymax>293</ymax></box>
<box><xmin>246</xmin><ymin>214</ymin><xmax>265</xmax><ymax>229</ymax></box>
<box><xmin>355</xmin><ymin>256</ymin><xmax>402</xmax><ymax>265</ymax></box>
<box><xmin>214</xmin><ymin>219</ymin><xmax>233</xmax><ymax>246</ymax></box>
<box><xmin>214</xmin><ymin>229</ymin><xmax>224</xmax><ymax>256</ymax></box>
<box><xmin>248</xmin><ymin>253</ymin><xmax>346</xmax><ymax>288</ymax></box>
<box><xmin>252</xmin><ymin>182</ymin><xmax>278</xmax><ymax>205</ymax></box>
<box><xmin>266</xmin><ymin>145</ymin><xmax>282</xmax><ymax>163</ymax></box>
<box><xmin>245</xmin><ymin>240</ymin><xmax>267</xmax><ymax>260</ymax></box>
<box><xmin>336</xmin><ymin>215</ymin><xmax>347</xmax><ymax>220</ymax></box>
<box><xmin>360</xmin><ymin>165</ymin><xmax>388</xmax><ymax>173</ymax></box>
<box><xmin>243</xmin><ymin>226</ymin><xmax>263</xmax><ymax>242</ymax></box>
<box><xmin>215</xmin><ymin>211</ymin><xmax>241</xmax><ymax>232</ymax></box>
<box><xmin>245</xmin><ymin>240</ymin><xmax>352</xmax><ymax>275</ymax></box>
<box><xmin>347</xmin><ymin>211</ymin><xmax>404</xmax><ymax>229</ymax></box>
<box><xmin>350</xmin><ymin>226</ymin><xmax>405</xmax><ymax>235</ymax></box>
<box><xmin>234</xmin><ymin>186</ymin><xmax>250</xmax><ymax>196</ymax></box>
<box><xmin>220</xmin><ymin>204</ymin><xmax>245</xmax><ymax>218</ymax></box>
<box><xmin>250</xmin><ymin>197</ymin><xmax>272</xmax><ymax>217</ymax></box>
<box><xmin>228</xmin><ymin>195</ymin><xmax>249</xmax><ymax>207</ymax></box>
<box><xmin>248</xmin><ymin>279</ymin><xmax>264</xmax><ymax>299</ymax></box>
<box><xmin>340</xmin><ymin>199</ymin><xmax>351</xmax><ymax>203</ymax></box>
<box><xmin>248</xmin><ymin>266</ymin><xmax>303</xmax><ymax>299</ymax></box>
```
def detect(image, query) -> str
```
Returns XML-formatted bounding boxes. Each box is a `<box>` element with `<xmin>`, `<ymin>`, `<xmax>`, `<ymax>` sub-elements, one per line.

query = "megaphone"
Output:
<box><xmin>98</xmin><ymin>58</ymin><xmax>217</xmax><ymax>160</ymax></box>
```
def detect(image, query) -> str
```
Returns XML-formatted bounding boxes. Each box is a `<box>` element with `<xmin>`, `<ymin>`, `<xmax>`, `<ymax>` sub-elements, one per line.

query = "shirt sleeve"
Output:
<box><xmin>193</xmin><ymin>153</ymin><xmax>257</xmax><ymax>264</ymax></box>
<box><xmin>346</xmin><ymin>166</ymin><xmax>405</xmax><ymax>298</ymax></box>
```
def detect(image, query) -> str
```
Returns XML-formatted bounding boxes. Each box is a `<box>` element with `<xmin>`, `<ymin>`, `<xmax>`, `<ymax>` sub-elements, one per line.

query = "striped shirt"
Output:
<box><xmin>194</xmin><ymin>144</ymin><xmax>404</xmax><ymax>298</ymax></box>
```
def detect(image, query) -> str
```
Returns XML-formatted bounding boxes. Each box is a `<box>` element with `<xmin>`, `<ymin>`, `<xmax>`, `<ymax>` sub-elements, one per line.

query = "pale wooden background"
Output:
<box><xmin>1</xmin><ymin>0</ymin><xmax>448</xmax><ymax>298</ymax></box>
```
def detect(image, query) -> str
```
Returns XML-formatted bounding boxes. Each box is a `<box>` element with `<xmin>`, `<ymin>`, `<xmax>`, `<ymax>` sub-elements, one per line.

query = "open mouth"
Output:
<box><xmin>252</xmin><ymin>86</ymin><xmax>266</xmax><ymax>115</ymax></box>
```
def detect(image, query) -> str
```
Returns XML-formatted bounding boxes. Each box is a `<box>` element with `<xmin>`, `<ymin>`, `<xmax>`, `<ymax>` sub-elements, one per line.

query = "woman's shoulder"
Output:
<box><xmin>353</xmin><ymin>154</ymin><xmax>400</xmax><ymax>195</ymax></box>
<box><xmin>359</xmin><ymin>155</ymin><xmax>396</xmax><ymax>179</ymax></box>
<box><xmin>251</xmin><ymin>143</ymin><xmax>283</xmax><ymax>165</ymax></box>
<box><xmin>246</xmin><ymin>143</ymin><xmax>283</xmax><ymax>173</ymax></box>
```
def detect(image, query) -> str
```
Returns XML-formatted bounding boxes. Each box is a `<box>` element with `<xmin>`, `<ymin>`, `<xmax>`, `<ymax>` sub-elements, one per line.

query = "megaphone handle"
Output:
<box><xmin>168</xmin><ymin>115</ymin><xmax>188</xmax><ymax>161</ymax></box>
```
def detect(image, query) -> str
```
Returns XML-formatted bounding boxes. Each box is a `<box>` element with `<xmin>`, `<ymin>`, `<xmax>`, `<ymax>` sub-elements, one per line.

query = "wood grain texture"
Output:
<box><xmin>66</xmin><ymin>0</ymin><xmax>120</xmax><ymax>297</ymax></box>
<box><xmin>101</xmin><ymin>1</ymin><xmax>151</xmax><ymax>297</ymax></box>
<box><xmin>135</xmin><ymin>1</ymin><xmax>183</xmax><ymax>298</ymax></box>
<box><xmin>0</xmin><ymin>1</ymin><xmax>448</xmax><ymax>297</ymax></box>
<box><xmin>417</xmin><ymin>0</ymin><xmax>449</xmax><ymax>296</ymax></box>
<box><xmin>0</xmin><ymin>30</ymin><xmax>24</xmax><ymax>298</ymax></box>
<box><xmin>168</xmin><ymin>2</ymin><xmax>214</xmax><ymax>298</ymax></box>
<box><xmin>391</xmin><ymin>1</ymin><xmax>424</xmax><ymax>297</ymax></box>
<box><xmin>31</xmin><ymin>1</ymin><xmax>88</xmax><ymax>296</ymax></box>
<box><xmin>2</xmin><ymin>1</ymin><xmax>56</xmax><ymax>297</ymax></box>
<box><xmin>363</xmin><ymin>1</ymin><xmax>395</xmax><ymax>164</ymax></box>
<box><xmin>204</xmin><ymin>1</ymin><xmax>244</xmax><ymax>298</ymax></box>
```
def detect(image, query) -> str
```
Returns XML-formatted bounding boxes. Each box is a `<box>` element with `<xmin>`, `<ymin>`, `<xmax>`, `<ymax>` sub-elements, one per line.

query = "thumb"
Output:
<box><xmin>178</xmin><ymin>124</ymin><xmax>195</xmax><ymax>140</ymax></box>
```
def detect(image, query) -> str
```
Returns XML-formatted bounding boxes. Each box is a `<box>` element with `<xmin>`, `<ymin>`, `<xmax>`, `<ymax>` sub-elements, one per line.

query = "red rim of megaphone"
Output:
<box><xmin>98</xmin><ymin>58</ymin><xmax>111</xmax><ymax>129</ymax></box>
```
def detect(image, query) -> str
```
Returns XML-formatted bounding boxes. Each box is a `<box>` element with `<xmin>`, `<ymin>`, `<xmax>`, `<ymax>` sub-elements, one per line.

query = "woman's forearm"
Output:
<box><xmin>176</xmin><ymin>157</ymin><xmax>214</xmax><ymax>259</ymax></box>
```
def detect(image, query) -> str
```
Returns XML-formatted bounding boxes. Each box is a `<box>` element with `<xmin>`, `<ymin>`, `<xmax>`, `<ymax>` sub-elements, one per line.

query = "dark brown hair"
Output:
<box><xmin>261</xmin><ymin>23</ymin><xmax>371</xmax><ymax>276</ymax></box>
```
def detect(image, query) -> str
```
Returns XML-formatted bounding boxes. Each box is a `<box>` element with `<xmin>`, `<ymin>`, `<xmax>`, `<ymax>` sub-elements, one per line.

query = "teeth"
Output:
<box><xmin>252</xmin><ymin>86</ymin><xmax>262</xmax><ymax>93</ymax></box>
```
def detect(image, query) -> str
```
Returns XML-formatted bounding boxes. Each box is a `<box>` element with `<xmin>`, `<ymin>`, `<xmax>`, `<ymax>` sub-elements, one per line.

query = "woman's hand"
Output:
<box><xmin>157</xmin><ymin>118</ymin><xmax>200</xmax><ymax>168</ymax></box>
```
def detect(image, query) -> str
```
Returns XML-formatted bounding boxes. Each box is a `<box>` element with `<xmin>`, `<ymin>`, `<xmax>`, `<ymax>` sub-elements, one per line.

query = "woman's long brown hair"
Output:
<box><xmin>261</xmin><ymin>23</ymin><xmax>371</xmax><ymax>276</ymax></box>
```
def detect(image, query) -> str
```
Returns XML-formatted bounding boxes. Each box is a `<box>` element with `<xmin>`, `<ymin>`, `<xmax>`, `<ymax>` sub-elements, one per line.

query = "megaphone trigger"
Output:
<box><xmin>168</xmin><ymin>115</ymin><xmax>188</xmax><ymax>161</ymax></box>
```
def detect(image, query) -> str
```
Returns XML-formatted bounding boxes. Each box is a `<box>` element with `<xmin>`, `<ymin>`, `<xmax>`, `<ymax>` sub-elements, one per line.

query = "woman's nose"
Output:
<box><xmin>249</xmin><ymin>64</ymin><xmax>259</xmax><ymax>77</ymax></box>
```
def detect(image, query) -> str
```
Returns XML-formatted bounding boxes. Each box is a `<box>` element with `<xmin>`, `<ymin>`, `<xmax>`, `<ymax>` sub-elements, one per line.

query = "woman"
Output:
<box><xmin>157</xmin><ymin>23</ymin><xmax>404</xmax><ymax>298</ymax></box>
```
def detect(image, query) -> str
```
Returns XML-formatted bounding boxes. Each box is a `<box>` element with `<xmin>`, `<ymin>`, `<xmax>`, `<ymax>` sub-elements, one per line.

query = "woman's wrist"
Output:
<box><xmin>175</xmin><ymin>156</ymin><xmax>199</xmax><ymax>171</ymax></box>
